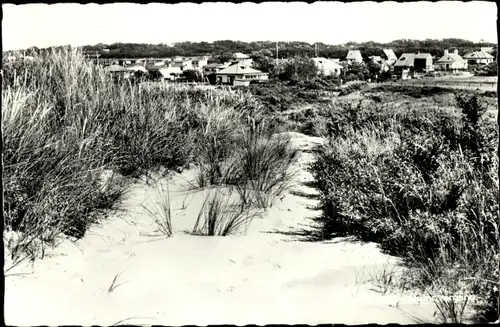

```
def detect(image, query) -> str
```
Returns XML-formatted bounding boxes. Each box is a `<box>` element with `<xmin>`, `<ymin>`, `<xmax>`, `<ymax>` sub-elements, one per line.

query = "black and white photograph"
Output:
<box><xmin>2</xmin><ymin>1</ymin><xmax>499</xmax><ymax>325</ymax></box>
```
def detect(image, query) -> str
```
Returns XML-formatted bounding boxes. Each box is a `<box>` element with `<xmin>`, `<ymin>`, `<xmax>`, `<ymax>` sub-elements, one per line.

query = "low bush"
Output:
<box><xmin>311</xmin><ymin>91</ymin><xmax>499</xmax><ymax>322</ymax></box>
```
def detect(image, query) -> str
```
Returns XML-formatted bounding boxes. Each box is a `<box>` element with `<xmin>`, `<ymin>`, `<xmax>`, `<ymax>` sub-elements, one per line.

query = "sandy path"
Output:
<box><xmin>4</xmin><ymin>132</ymin><xmax>438</xmax><ymax>325</ymax></box>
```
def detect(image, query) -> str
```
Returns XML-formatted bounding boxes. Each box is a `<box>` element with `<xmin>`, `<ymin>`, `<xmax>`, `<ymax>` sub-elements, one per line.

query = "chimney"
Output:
<box><xmin>454</xmin><ymin>49</ymin><xmax>458</xmax><ymax>55</ymax></box>
<box><xmin>444</xmin><ymin>49</ymin><xmax>449</xmax><ymax>55</ymax></box>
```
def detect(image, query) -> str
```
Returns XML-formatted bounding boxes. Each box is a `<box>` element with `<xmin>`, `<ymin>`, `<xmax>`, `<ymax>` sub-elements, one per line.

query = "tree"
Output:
<box><xmin>366</xmin><ymin>60</ymin><xmax>382</xmax><ymax>80</ymax></box>
<box><xmin>214</xmin><ymin>52</ymin><xmax>236</xmax><ymax>64</ymax></box>
<box><xmin>250</xmin><ymin>49</ymin><xmax>274</xmax><ymax>73</ymax></box>
<box><xmin>342</xmin><ymin>61</ymin><xmax>370</xmax><ymax>81</ymax></box>
<box><xmin>281</xmin><ymin>56</ymin><xmax>318</xmax><ymax>81</ymax></box>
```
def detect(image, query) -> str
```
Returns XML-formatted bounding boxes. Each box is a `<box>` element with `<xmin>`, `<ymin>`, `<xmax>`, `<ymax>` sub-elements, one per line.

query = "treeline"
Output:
<box><xmin>8</xmin><ymin>39</ymin><xmax>496</xmax><ymax>61</ymax></box>
<box><xmin>78</xmin><ymin>38</ymin><xmax>496</xmax><ymax>59</ymax></box>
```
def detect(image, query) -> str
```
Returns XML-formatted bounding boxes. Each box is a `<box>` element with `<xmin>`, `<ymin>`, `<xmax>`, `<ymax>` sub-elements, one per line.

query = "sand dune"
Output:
<box><xmin>4</xmin><ymin>132</ymin><xmax>438</xmax><ymax>325</ymax></box>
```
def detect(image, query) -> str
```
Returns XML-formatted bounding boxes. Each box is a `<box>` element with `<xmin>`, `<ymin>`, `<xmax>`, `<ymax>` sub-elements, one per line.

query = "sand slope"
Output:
<box><xmin>4</xmin><ymin>132</ymin><xmax>438</xmax><ymax>325</ymax></box>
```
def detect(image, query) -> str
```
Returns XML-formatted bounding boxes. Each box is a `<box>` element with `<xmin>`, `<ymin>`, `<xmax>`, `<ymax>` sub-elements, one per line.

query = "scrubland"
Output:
<box><xmin>3</xmin><ymin>49</ymin><xmax>499</xmax><ymax>323</ymax></box>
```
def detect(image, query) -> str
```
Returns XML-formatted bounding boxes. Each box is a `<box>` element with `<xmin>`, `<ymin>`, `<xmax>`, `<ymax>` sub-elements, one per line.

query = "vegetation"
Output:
<box><xmin>191</xmin><ymin>189</ymin><xmax>260</xmax><ymax>236</ymax></box>
<box><xmin>141</xmin><ymin>181</ymin><xmax>173</xmax><ymax>237</ymax></box>
<box><xmin>1</xmin><ymin>48</ymin><xmax>273</xmax><ymax>266</ymax></box>
<box><xmin>68</xmin><ymin>39</ymin><xmax>497</xmax><ymax>60</ymax></box>
<box><xmin>279</xmin><ymin>56</ymin><xmax>318</xmax><ymax>81</ymax></box>
<box><xmin>473</xmin><ymin>62</ymin><xmax>498</xmax><ymax>77</ymax></box>
<box><xmin>309</xmin><ymin>91</ymin><xmax>499</xmax><ymax>322</ymax></box>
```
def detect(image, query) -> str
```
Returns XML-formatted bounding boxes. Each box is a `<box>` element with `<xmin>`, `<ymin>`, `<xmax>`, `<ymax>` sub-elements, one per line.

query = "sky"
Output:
<box><xmin>2</xmin><ymin>1</ymin><xmax>498</xmax><ymax>51</ymax></box>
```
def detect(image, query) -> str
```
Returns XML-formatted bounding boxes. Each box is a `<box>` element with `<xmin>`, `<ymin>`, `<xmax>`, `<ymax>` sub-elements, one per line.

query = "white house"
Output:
<box><xmin>191</xmin><ymin>56</ymin><xmax>209</xmax><ymax>70</ymax></box>
<box><xmin>171</xmin><ymin>58</ymin><xmax>193</xmax><ymax>71</ymax></box>
<box><xmin>435</xmin><ymin>49</ymin><xmax>467</xmax><ymax>71</ymax></box>
<box><xmin>463</xmin><ymin>50</ymin><xmax>495</xmax><ymax>65</ymax></box>
<box><xmin>311</xmin><ymin>57</ymin><xmax>343</xmax><ymax>76</ymax></box>
<box><xmin>215</xmin><ymin>64</ymin><xmax>268</xmax><ymax>85</ymax></box>
<box><xmin>346</xmin><ymin>50</ymin><xmax>363</xmax><ymax>63</ymax></box>
<box><xmin>150</xmin><ymin>66</ymin><xmax>183</xmax><ymax>81</ymax></box>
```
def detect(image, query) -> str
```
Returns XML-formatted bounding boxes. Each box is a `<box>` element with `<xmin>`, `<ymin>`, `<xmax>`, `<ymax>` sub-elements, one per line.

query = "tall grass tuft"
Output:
<box><xmin>194</xmin><ymin>122</ymin><xmax>299</xmax><ymax>209</ymax></box>
<box><xmin>141</xmin><ymin>181</ymin><xmax>173</xmax><ymax>237</ymax></box>
<box><xmin>192</xmin><ymin>189</ymin><xmax>260</xmax><ymax>236</ymax></box>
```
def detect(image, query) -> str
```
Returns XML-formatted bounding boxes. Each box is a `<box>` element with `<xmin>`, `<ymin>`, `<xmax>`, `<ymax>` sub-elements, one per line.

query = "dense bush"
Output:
<box><xmin>473</xmin><ymin>62</ymin><xmax>498</xmax><ymax>76</ymax></box>
<box><xmin>279</xmin><ymin>56</ymin><xmax>318</xmax><ymax>81</ymax></box>
<box><xmin>311</xmin><ymin>92</ymin><xmax>499</xmax><ymax>322</ymax></box>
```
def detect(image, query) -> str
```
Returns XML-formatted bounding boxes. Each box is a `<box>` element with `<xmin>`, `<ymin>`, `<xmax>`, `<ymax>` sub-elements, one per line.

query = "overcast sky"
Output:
<box><xmin>2</xmin><ymin>2</ymin><xmax>497</xmax><ymax>51</ymax></box>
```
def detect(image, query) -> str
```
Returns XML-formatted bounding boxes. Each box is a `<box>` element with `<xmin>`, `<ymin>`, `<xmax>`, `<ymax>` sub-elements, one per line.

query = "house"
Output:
<box><xmin>105</xmin><ymin>64</ymin><xmax>132</xmax><ymax>78</ymax></box>
<box><xmin>463</xmin><ymin>50</ymin><xmax>495</xmax><ymax>65</ymax></box>
<box><xmin>125</xmin><ymin>65</ymin><xmax>148</xmax><ymax>73</ymax></box>
<box><xmin>382</xmin><ymin>49</ymin><xmax>398</xmax><ymax>65</ymax></box>
<box><xmin>394</xmin><ymin>52</ymin><xmax>433</xmax><ymax>75</ymax></box>
<box><xmin>149</xmin><ymin>66</ymin><xmax>183</xmax><ymax>81</ymax></box>
<box><xmin>202</xmin><ymin>63</ymin><xmax>230</xmax><ymax>76</ymax></box>
<box><xmin>311</xmin><ymin>57</ymin><xmax>343</xmax><ymax>76</ymax></box>
<box><xmin>234</xmin><ymin>52</ymin><xmax>250</xmax><ymax>59</ymax></box>
<box><xmin>435</xmin><ymin>49</ymin><xmax>467</xmax><ymax>72</ymax></box>
<box><xmin>346</xmin><ymin>50</ymin><xmax>363</xmax><ymax>63</ymax></box>
<box><xmin>191</xmin><ymin>56</ymin><xmax>209</xmax><ymax>70</ymax></box>
<box><xmin>414</xmin><ymin>53</ymin><xmax>433</xmax><ymax>72</ymax></box>
<box><xmin>215</xmin><ymin>64</ymin><xmax>269</xmax><ymax>85</ymax></box>
<box><xmin>171</xmin><ymin>58</ymin><xmax>193</xmax><ymax>71</ymax></box>
<box><xmin>480</xmin><ymin>47</ymin><xmax>494</xmax><ymax>54</ymax></box>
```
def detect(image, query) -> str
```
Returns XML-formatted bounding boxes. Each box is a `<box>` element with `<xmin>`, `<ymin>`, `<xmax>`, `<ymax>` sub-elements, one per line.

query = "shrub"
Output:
<box><xmin>310</xmin><ymin>91</ymin><xmax>499</xmax><ymax>322</ymax></box>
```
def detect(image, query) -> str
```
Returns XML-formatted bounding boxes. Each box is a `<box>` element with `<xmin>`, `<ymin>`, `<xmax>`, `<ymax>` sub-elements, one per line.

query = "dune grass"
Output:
<box><xmin>141</xmin><ymin>181</ymin><xmax>173</xmax><ymax>237</ymax></box>
<box><xmin>194</xmin><ymin>123</ymin><xmax>299</xmax><ymax>210</ymax></box>
<box><xmin>191</xmin><ymin>188</ymin><xmax>260</xmax><ymax>236</ymax></box>
<box><xmin>2</xmin><ymin>48</ymin><xmax>264</xmax><ymax>267</ymax></box>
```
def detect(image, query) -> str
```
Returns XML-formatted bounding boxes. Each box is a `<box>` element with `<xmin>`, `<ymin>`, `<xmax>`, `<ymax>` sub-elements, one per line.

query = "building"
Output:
<box><xmin>234</xmin><ymin>52</ymin><xmax>250</xmax><ymax>59</ymax></box>
<box><xmin>125</xmin><ymin>65</ymin><xmax>148</xmax><ymax>73</ymax></box>
<box><xmin>191</xmin><ymin>56</ymin><xmax>209</xmax><ymax>70</ymax></box>
<box><xmin>171</xmin><ymin>58</ymin><xmax>193</xmax><ymax>71</ymax></box>
<box><xmin>150</xmin><ymin>66</ymin><xmax>183</xmax><ymax>81</ymax></box>
<box><xmin>104</xmin><ymin>64</ymin><xmax>132</xmax><ymax>78</ymax></box>
<box><xmin>202</xmin><ymin>63</ymin><xmax>230</xmax><ymax>76</ymax></box>
<box><xmin>435</xmin><ymin>49</ymin><xmax>467</xmax><ymax>71</ymax></box>
<box><xmin>463</xmin><ymin>50</ymin><xmax>495</xmax><ymax>65</ymax></box>
<box><xmin>215</xmin><ymin>64</ymin><xmax>269</xmax><ymax>85</ymax></box>
<box><xmin>480</xmin><ymin>47</ymin><xmax>494</xmax><ymax>54</ymax></box>
<box><xmin>394</xmin><ymin>52</ymin><xmax>433</xmax><ymax>75</ymax></box>
<box><xmin>414</xmin><ymin>53</ymin><xmax>433</xmax><ymax>72</ymax></box>
<box><xmin>346</xmin><ymin>50</ymin><xmax>363</xmax><ymax>63</ymax></box>
<box><xmin>382</xmin><ymin>49</ymin><xmax>398</xmax><ymax>65</ymax></box>
<box><xmin>311</xmin><ymin>57</ymin><xmax>343</xmax><ymax>76</ymax></box>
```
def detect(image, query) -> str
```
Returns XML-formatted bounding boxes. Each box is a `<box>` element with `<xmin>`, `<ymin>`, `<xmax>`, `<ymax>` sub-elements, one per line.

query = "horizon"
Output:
<box><xmin>2</xmin><ymin>2</ymin><xmax>498</xmax><ymax>51</ymax></box>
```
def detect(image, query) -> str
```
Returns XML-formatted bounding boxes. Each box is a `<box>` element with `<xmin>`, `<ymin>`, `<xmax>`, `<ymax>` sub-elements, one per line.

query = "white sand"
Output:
<box><xmin>4</xmin><ymin>132</ymin><xmax>438</xmax><ymax>325</ymax></box>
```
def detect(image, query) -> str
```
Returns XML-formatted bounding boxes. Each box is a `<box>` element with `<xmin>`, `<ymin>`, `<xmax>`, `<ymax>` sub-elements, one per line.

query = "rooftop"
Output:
<box><xmin>216</xmin><ymin>64</ymin><xmax>266</xmax><ymax>75</ymax></box>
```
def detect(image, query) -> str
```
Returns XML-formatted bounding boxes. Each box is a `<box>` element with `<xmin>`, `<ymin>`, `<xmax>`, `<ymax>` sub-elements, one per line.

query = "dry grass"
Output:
<box><xmin>191</xmin><ymin>188</ymin><xmax>261</xmax><ymax>236</ymax></box>
<box><xmin>141</xmin><ymin>181</ymin><xmax>173</xmax><ymax>237</ymax></box>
